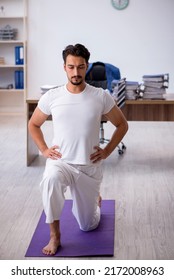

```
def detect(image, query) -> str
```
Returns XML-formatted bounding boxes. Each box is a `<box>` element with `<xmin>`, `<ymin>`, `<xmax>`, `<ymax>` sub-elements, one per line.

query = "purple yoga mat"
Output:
<box><xmin>25</xmin><ymin>200</ymin><xmax>115</xmax><ymax>257</ymax></box>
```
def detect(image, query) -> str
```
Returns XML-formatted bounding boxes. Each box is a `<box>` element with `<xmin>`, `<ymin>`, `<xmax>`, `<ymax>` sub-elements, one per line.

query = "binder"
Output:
<box><xmin>15</xmin><ymin>70</ymin><xmax>20</xmax><ymax>89</ymax></box>
<box><xmin>15</xmin><ymin>70</ymin><xmax>24</xmax><ymax>89</ymax></box>
<box><xmin>15</xmin><ymin>46</ymin><xmax>24</xmax><ymax>65</ymax></box>
<box><xmin>19</xmin><ymin>70</ymin><xmax>24</xmax><ymax>89</ymax></box>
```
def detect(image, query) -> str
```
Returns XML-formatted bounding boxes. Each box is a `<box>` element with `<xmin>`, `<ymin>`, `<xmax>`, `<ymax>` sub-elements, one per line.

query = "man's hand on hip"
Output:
<box><xmin>42</xmin><ymin>145</ymin><xmax>62</xmax><ymax>160</ymax></box>
<box><xmin>90</xmin><ymin>146</ymin><xmax>108</xmax><ymax>163</ymax></box>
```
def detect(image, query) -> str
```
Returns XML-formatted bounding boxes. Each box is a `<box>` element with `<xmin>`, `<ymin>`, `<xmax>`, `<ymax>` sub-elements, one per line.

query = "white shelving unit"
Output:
<box><xmin>0</xmin><ymin>0</ymin><xmax>27</xmax><ymax>114</ymax></box>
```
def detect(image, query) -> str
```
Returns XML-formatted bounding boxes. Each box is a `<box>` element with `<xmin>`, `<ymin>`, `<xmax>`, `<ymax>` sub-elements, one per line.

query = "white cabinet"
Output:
<box><xmin>0</xmin><ymin>0</ymin><xmax>27</xmax><ymax>114</ymax></box>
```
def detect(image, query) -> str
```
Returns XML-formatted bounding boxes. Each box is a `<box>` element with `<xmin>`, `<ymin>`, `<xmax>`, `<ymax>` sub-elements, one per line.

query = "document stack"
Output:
<box><xmin>125</xmin><ymin>81</ymin><xmax>139</xmax><ymax>100</ymax></box>
<box><xmin>111</xmin><ymin>78</ymin><xmax>126</xmax><ymax>108</ymax></box>
<box><xmin>142</xmin><ymin>73</ymin><xmax>169</xmax><ymax>99</ymax></box>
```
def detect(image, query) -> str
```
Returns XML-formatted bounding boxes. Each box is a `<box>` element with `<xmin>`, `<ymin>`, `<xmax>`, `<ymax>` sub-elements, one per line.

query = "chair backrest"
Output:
<box><xmin>86</xmin><ymin>62</ymin><xmax>121</xmax><ymax>91</ymax></box>
<box><xmin>85</xmin><ymin>62</ymin><xmax>108</xmax><ymax>89</ymax></box>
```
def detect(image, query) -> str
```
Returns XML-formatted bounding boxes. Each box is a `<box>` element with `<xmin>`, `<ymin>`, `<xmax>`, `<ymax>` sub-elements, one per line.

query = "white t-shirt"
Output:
<box><xmin>38</xmin><ymin>84</ymin><xmax>115</xmax><ymax>165</ymax></box>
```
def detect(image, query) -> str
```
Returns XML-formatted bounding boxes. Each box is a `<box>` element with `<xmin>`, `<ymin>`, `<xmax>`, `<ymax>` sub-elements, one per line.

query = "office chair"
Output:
<box><xmin>85</xmin><ymin>62</ymin><xmax>126</xmax><ymax>155</ymax></box>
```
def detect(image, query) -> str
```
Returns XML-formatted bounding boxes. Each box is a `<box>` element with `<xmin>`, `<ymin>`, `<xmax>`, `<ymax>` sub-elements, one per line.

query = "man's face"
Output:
<box><xmin>64</xmin><ymin>55</ymin><xmax>88</xmax><ymax>86</ymax></box>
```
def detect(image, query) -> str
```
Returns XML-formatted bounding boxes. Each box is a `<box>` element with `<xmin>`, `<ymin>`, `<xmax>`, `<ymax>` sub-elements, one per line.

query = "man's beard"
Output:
<box><xmin>70</xmin><ymin>76</ymin><xmax>83</xmax><ymax>85</ymax></box>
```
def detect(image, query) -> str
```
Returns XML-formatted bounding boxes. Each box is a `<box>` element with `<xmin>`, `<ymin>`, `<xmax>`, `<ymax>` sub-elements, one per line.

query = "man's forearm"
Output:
<box><xmin>104</xmin><ymin>122</ymin><xmax>128</xmax><ymax>157</ymax></box>
<box><xmin>29</xmin><ymin>125</ymin><xmax>48</xmax><ymax>154</ymax></box>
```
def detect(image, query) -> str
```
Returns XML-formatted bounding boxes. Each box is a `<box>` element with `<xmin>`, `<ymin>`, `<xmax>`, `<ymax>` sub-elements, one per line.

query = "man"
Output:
<box><xmin>28</xmin><ymin>43</ymin><xmax>128</xmax><ymax>255</ymax></box>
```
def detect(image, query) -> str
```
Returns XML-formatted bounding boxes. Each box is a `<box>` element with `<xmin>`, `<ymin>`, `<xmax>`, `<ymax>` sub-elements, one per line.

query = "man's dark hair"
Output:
<box><xmin>62</xmin><ymin>43</ymin><xmax>90</xmax><ymax>64</ymax></box>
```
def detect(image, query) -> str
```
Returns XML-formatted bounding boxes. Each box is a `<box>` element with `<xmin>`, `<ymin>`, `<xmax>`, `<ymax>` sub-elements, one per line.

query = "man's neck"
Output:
<box><xmin>66</xmin><ymin>82</ymin><xmax>86</xmax><ymax>94</ymax></box>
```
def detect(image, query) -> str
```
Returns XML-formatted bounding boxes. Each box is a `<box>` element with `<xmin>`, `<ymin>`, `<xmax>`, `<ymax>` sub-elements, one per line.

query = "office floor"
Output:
<box><xmin>0</xmin><ymin>115</ymin><xmax>174</xmax><ymax>260</ymax></box>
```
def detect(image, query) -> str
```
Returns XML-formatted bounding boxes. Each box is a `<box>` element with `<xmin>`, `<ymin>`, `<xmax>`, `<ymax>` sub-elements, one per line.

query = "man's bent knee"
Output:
<box><xmin>79</xmin><ymin>216</ymin><xmax>100</xmax><ymax>232</ymax></box>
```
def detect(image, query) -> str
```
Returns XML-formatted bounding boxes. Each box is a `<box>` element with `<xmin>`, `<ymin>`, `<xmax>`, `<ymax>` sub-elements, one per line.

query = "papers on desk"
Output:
<box><xmin>125</xmin><ymin>81</ymin><xmax>140</xmax><ymax>100</ymax></box>
<box><xmin>111</xmin><ymin>73</ymin><xmax>169</xmax><ymax>101</ymax></box>
<box><xmin>111</xmin><ymin>78</ymin><xmax>140</xmax><ymax>102</ymax></box>
<box><xmin>142</xmin><ymin>73</ymin><xmax>169</xmax><ymax>83</ymax></box>
<box><xmin>40</xmin><ymin>84</ymin><xmax>58</xmax><ymax>94</ymax></box>
<box><xmin>142</xmin><ymin>73</ymin><xmax>169</xmax><ymax>99</ymax></box>
<box><xmin>111</xmin><ymin>78</ymin><xmax>126</xmax><ymax>108</ymax></box>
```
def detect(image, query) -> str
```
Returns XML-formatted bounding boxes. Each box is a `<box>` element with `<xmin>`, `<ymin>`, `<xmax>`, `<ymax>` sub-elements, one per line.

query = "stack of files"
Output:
<box><xmin>125</xmin><ymin>81</ymin><xmax>139</xmax><ymax>100</ymax></box>
<box><xmin>111</xmin><ymin>78</ymin><xmax>126</xmax><ymax>108</ymax></box>
<box><xmin>142</xmin><ymin>73</ymin><xmax>169</xmax><ymax>99</ymax></box>
<box><xmin>14</xmin><ymin>70</ymin><xmax>24</xmax><ymax>89</ymax></box>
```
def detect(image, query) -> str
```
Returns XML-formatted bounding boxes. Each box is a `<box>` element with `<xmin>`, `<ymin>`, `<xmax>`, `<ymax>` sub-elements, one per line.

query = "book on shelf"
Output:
<box><xmin>15</xmin><ymin>46</ymin><xmax>24</xmax><ymax>65</ymax></box>
<box><xmin>14</xmin><ymin>70</ymin><xmax>24</xmax><ymax>89</ymax></box>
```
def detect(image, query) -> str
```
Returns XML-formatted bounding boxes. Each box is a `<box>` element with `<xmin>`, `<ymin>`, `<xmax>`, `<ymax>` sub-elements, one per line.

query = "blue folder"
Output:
<box><xmin>15</xmin><ymin>46</ymin><xmax>24</xmax><ymax>65</ymax></box>
<box><xmin>15</xmin><ymin>70</ymin><xmax>24</xmax><ymax>89</ymax></box>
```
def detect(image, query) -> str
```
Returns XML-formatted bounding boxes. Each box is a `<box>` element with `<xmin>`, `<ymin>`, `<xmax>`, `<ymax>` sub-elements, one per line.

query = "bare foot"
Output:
<box><xmin>42</xmin><ymin>235</ymin><xmax>61</xmax><ymax>255</ymax></box>
<box><xmin>98</xmin><ymin>195</ymin><xmax>102</xmax><ymax>208</ymax></box>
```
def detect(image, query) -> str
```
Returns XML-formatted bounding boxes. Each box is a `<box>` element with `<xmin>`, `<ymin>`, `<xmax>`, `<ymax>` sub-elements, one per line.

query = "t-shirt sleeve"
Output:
<box><xmin>38</xmin><ymin>91</ymin><xmax>51</xmax><ymax>115</ymax></box>
<box><xmin>102</xmin><ymin>90</ymin><xmax>115</xmax><ymax>115</ymax></box>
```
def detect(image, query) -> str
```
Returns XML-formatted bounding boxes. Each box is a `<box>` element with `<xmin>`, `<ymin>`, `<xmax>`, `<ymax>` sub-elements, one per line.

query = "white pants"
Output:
<box><xmin>40</xmin><ymin>159</ymin><xmax>103</xmax><ymax>231</ymax></box>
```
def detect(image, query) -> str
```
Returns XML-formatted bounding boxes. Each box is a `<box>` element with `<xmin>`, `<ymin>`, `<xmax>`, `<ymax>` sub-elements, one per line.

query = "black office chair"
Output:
<box><xmin>85</xmin><ymin>62</ymin><xmax>108</xmax><ymax>89</ymax></box>
<box><xmin>85</xmin><ymin>62</ymin><xmax>126</xmax><ymax>155</ymax></box>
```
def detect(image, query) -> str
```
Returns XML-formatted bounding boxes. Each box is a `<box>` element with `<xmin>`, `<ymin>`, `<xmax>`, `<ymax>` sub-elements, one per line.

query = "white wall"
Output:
<box><xmin>27</xmin><ymin>0</ymin><xmax>174</xmax><ymax>97</ymax></box>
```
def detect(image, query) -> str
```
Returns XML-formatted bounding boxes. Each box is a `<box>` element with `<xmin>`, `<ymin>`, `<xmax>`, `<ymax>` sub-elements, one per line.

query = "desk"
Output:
<box><xmin>26</xmin><ymin>94</ymin><xmax>174</xmax><ymax>166</ymax></box>
<box><xmin>122</xmin><ymin>94</ymin><xmax>174</xmax><ymax>121</ymax></box>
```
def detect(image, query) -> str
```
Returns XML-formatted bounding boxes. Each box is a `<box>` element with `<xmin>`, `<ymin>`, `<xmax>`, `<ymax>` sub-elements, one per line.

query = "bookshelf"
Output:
<box><xmin>0</xmin><ymin>0</ymin><xmax>27</xmax><ymax>114</ymax></box>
